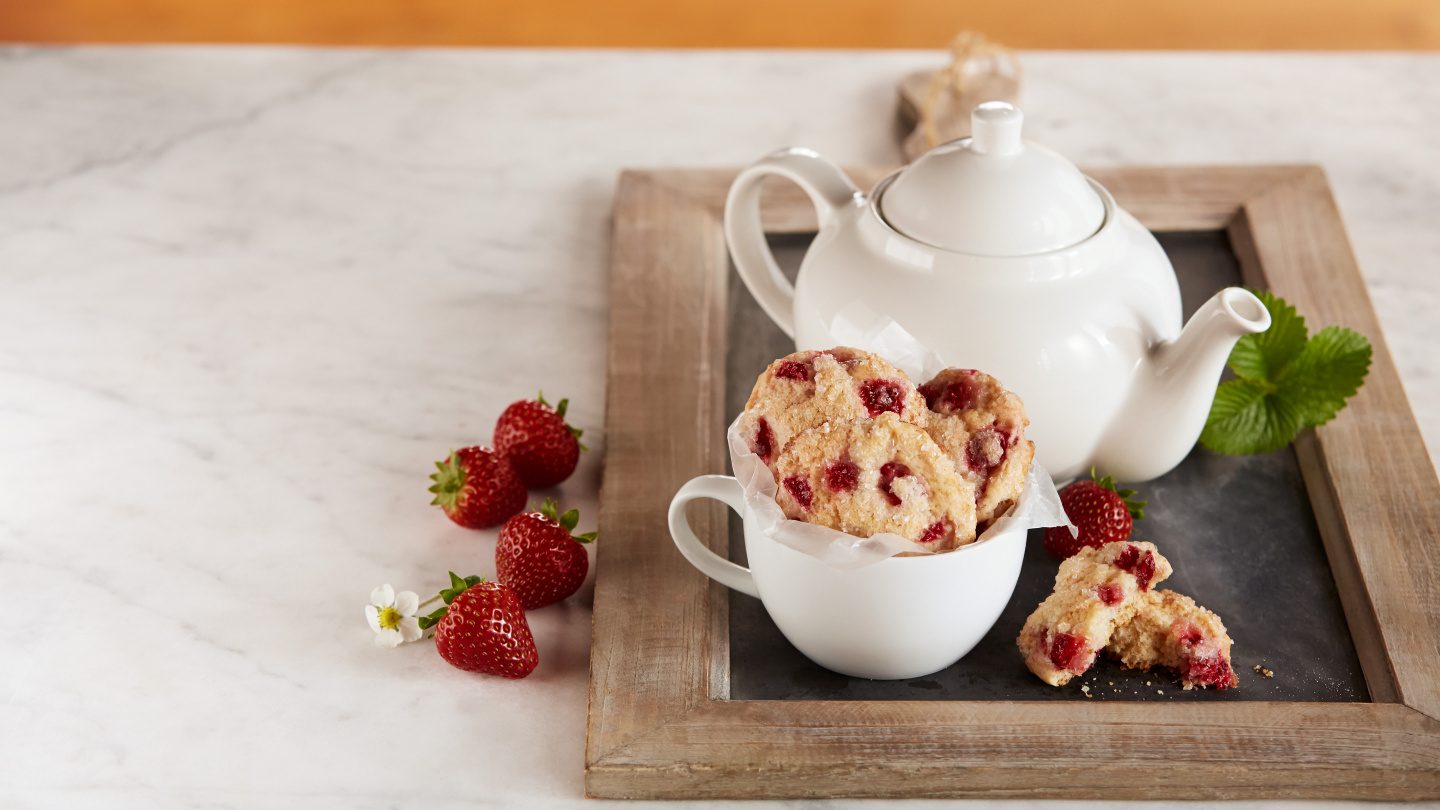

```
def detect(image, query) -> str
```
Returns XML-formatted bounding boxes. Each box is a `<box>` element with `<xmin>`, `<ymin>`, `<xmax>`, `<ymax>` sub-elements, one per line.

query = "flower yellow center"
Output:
<box><xmin>377</xmin><ymin>606</ymin><xmax>403</xmax><ymax>631</ymax></box>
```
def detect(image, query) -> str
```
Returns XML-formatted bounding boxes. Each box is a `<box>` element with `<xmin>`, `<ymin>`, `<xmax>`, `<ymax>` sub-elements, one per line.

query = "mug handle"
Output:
<box><xmin>668</xmin><ymin>475</ymin><xmax>760</xmax><ymax>598</ymax></box>
<box><xmin>723</xmin><ymin>148</ymin><xmax>861</xmax><ymax>338</ymax></box>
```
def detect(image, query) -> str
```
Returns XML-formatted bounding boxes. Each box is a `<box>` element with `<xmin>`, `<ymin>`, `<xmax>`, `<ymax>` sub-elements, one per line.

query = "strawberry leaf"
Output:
<box><xmin>575</xmin><ymin>531</ymin><xmax>598</xmax><ymax>544</ymax></box>
<box><xmin>1276</xmin><ymin>325</ymin><xmax>1372</xmax><ymax>428</ymax></box>
<box><xmin>556</xmin><ymin>398</ymin><xmax>569</xmax><ymax>418</ymax></box>
<box><xmin>437</xmin><ymin>572</ymin><xmax>484</xmax><ymax>605</ymax></box>
<box><xmin>559</xmin><ymin>508</ymin><xmax>580</xmax><ymax>531</ymax></box>
<box><xmin>1200</xmin><ymin>378</ymin><xmax>1303</xmax><ymax>455</ymax></box>
<box><xmin>1202</xmin><ymin>292</ymin><xmax>1372</xmax><ymax>455</ymax></box>
<box><xmin>1227</xmin><ymin>290</ymin><xmax>1307</xmax><ymax>382</ymax></box>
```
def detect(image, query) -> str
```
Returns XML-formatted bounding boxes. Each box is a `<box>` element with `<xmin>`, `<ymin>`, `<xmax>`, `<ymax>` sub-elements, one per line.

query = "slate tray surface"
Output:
<box><xmin>724</xmin><ymin>231</ymin><xmax>1369</xmax><ymax>702</ymax></box>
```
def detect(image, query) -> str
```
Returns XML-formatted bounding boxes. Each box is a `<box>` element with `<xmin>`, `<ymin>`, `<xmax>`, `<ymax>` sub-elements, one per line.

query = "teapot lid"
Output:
<box><xmin>880</xmin><ymin>102</ymin><xmax>1105</xmax><ymax>256</ymax></box>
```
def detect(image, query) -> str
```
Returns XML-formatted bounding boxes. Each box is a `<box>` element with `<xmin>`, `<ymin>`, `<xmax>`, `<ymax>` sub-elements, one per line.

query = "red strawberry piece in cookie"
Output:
<box><xmin>1112</xmin><ymin>542</ymin><xmax>1157</xmax><ymax>591</ymax></box>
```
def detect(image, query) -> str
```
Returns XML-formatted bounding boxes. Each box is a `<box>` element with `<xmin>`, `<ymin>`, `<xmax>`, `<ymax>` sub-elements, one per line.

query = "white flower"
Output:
<box><xmin>366</xmin><ymin>584</ymin><xmax>422</xmax><ymax>648</ymax></box>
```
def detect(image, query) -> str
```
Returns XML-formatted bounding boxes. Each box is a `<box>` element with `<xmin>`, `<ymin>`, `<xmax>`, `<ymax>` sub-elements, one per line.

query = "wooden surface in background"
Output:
<box><xmin>3</xmin><ymin>0</ymin><xmax>1439</xmax><ymax>49</ymax></box>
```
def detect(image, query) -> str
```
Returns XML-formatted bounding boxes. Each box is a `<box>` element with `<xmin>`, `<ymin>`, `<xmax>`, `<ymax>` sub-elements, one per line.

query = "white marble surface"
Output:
<box><xmin>1</xmin><ymin>46</ymin><xmax>1437</xmax><ymax>808</ymax></box>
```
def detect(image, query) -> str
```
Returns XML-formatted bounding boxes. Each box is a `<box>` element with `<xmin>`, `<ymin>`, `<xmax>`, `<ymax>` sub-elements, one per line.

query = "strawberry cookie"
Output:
<box><xmin>740</xmin><ymin>347</ymin><xmax>926</xmax><ymax>467</ymax></box>
<box><xmin>771</xmin><ymin>412</ymin><xmax>978</xmax><ymax>550</ymax></box>
<box><xmin>918</xmin><ymin>368</ymin><xmax>1034</xmax><ymax>528</ymax></box>
<box><xmin>1108</xmin><ymin>589</ymin><xmax>1239</xmax><ymax>690</ymax></box>
<box><xmin>1017</xmin><ymin>541</ymin><xmax>1172</xmax><ymax>686</ymax></box>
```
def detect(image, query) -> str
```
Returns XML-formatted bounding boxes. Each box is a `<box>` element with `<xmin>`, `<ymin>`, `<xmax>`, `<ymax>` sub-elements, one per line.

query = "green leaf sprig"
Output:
<box><xmin>1199</xmin><ymin>290</ymin><xmax>1372</xmax><ymax>455</ymax></box>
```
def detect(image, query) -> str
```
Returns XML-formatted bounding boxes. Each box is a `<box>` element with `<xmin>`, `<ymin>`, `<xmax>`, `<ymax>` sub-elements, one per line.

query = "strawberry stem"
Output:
<box><xmin>536</xmin><ymin>499</ymin><xmax>595</xmax><ymax>542</ymax></box>
<box><xmin>417</xmin><ymin>572</ymin><xmax>484</xmax><ymax>630</ymax></box>
<box><xmin>427</xmin><ymin>453</ymin><xmax>465</xmax><ymax>510</ymax></box>
<box><xmin>538</xmin><ymin>391</ymin><xmax>583</xmax><ymax>447</ymax></box>
<box><xmin>1089</xmin><ymin>467</ymin><xmax>1147</xmax><ymax>521</ymax></box>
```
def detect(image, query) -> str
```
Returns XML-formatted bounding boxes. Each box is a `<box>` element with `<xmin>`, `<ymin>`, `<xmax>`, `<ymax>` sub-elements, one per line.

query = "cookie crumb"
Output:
<box><xmin>1157</xmin><ymin>689</ymin><xmax>1164</xmax><ymax>695</ymax></box>
<box><xmin>1145</xmin><ymin>680</ymin><xmax>1151</xmax><ymax>686</ymax></box>
<box><xmin>1253</xmin><ymin>664</ymin><xmax>1274</xmax><ymax>679</ymax></box>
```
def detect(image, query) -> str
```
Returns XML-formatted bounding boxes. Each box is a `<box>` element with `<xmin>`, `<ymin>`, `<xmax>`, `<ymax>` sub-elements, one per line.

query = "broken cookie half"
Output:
<box><xmin>1019</xmin><ymin>540</ymin><xmax>1238</xmax><ymax>691</ymax></box>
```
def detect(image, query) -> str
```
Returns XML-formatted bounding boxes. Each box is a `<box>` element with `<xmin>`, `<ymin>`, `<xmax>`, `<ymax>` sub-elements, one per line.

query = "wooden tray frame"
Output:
<box><xmin>586</xmin><ymin>165</ymin><xmax>1440</xmax><ymax>800</ymax></box>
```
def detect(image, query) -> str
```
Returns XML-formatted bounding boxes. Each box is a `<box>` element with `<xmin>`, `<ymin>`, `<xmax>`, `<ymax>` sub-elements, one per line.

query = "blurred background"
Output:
<box><xmin>2</xmin><ymin>0</ymin><xmax>1438</xmax><ymax>49</ymax></box>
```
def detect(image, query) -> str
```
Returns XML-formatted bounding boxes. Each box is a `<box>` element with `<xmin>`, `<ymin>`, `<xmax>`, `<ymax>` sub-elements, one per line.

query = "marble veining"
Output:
<box><xmin>1</xmin><ymin>46</ymin><xmax>1436</xmax><ymax>809</ymax></box>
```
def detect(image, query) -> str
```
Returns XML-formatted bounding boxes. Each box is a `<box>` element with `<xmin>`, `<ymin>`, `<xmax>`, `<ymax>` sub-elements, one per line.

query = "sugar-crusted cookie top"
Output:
<box><xmin>740</xmin><ymin>347</ymin><xmax>926</xmax><ymax>468</ymax></box>
<box><xmin>772</xmin><ymin>413</ymin><xmax>977</xmax><ymax>550</ymax></box>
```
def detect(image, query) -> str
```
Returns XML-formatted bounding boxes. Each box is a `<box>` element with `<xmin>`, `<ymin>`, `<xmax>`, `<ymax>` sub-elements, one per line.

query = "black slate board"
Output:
<box><xmin>724</xmin><ymin>231</ymin><xmax>1369</xmax><ymax>702</ymax></box>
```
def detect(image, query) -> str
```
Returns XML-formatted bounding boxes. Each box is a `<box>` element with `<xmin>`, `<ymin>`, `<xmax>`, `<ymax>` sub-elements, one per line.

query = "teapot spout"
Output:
<box><xmin>1098</xmin><ymin>288</ymin><xmax>1271</xmax><ymax>482</ymax></box>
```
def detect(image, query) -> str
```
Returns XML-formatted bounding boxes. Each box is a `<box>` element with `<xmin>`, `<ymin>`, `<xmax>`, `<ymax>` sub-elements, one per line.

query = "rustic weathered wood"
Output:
<box><xmin>587</xmin><ymin>165</ymin><xmax>1440</xmax><ymax>799</ymax></box>
<box><xmin>1229</xmin><ymin>167</ymin><xmax>1440</xmax><ymax>718</ymax></box>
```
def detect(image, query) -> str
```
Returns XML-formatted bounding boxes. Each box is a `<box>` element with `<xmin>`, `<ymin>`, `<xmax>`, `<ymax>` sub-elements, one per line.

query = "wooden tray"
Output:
<box><xmin>586</xmin><ymin>166</ymin><xmax>1440</xmax><ymax>800</ymax></box>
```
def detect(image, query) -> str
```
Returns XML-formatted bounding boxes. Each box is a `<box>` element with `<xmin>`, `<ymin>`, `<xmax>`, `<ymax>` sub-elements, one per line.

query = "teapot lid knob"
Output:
<box><xmin>879</xmin><ymin>102</ymin><xmax>1106</xmax><ymax>255</ymax></box>
<box><xmin>971</xmin><ymin>101</ymin><xmax>1024</xmax><ymax>156</ymax></box>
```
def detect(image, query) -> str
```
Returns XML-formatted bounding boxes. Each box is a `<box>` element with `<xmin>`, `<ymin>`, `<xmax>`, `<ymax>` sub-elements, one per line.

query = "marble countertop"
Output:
<box><xmin>2</xmin><ymin>46</ymin><xmax>1437</xmax><ymax>809</ymax></box>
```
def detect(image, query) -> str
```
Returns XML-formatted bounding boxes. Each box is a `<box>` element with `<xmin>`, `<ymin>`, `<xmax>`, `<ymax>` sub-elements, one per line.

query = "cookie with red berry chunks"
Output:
<box><xmin>771</xmin><ymin>412</ymin><xmax>978</xmax><ymax>550</ymax></box>
<box><xmin>1108</xmin><ymin>589</ymin><xmax>1239</xmax><ymax>690</ymax></box>
<box><xmin>428</xmin><ymin>446</ymin><xmax>527</xmax><ymax>529</ymax></box>
<box><xmin>918</xmin><ymin>368</ymin><xmax>1035</xmax><ymax>529</ymax></box>
<box><xmin>493</xmin><ymin>392</ymin><xmax>585</xmax><ymax>488</ymax></box>
<box><xmin>1016</xmin><ymin>541</ymin><xmax>1173</xmax><ymax>686</ymax></box>
<box><xmin>739</xmin><ymin>347</ymin><xmax>926</xmax><ymax>468</ymax></box>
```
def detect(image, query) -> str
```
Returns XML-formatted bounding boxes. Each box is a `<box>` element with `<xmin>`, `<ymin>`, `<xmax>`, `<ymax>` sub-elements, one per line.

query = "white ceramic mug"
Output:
<box><xmin>668</xmin><ymin>474</ymin><xmax>1027</xmax><ymax>680</ymax></box>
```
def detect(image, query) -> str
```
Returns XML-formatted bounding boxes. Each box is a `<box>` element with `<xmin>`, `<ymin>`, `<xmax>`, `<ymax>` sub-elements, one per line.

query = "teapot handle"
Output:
<box><xmin>724</xmin><ymin>149</ymin><xmax>861</xmax><ymax>338</ymax></box>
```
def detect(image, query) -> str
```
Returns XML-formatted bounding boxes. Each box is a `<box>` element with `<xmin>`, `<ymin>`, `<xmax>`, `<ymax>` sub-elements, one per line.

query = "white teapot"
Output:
<box><xmin>725</xmin><ymin>102</ymin><xmax>1271</xmax><ymax>483</ymax></box>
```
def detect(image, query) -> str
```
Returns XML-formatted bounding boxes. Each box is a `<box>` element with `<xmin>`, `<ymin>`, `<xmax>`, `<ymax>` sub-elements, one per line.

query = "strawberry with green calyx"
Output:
<box><xmin>421</xmin><ymin>571</ymin><xmax>538</xmax><ymax>679</ymax></box>
<box><xmin>1201</xmin><ymin>290</ymin><xmax>1372</xmax><ymax>455</ymax></box>
<box><xmin>496</xmin><ymin>498</ymin><xmax>596</xmax><ymax>610</ymax></box>
<box><xmin>428</xmin><ymin>446</ymin><xmax>526</xmax><ymax>528</ymax></box>
<box><xmin>1043</xmin><ymin>468</ymin><xmax>1146</xmax><ymax>560</ymax></box>
<box><xmin>493</xmin><ymin>392</ymin><xmax>586</xmax><ymax>489</ymax></box>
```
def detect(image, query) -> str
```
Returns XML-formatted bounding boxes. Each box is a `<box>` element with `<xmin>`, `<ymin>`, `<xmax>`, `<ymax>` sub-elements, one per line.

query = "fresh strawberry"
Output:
<box><xmin>496</xmin><ymin>499</ymin><xmax>596</xmax><ymax>609</ymax></box>
<box><xmin>428</xmin><ymin>446</ymin><xmax>526</xmax><ymax>528</ymax></box>
<box><xmin>422</xmin><ymin>573</ymin><xmax>538</xmax><ymax>679</ymax></box>
<box><xmin>493</xmin><ymin>392</ymin><xmax>585</xmax><ymax>488</ymax></box>
<box><xmin>1043</xmin><ymin>468</ymin><xmax>1146</xmax><ymax>559</ymax></box>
